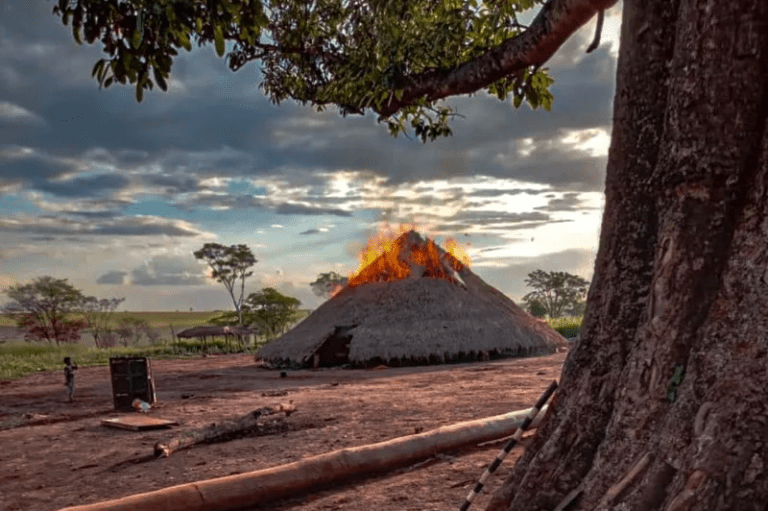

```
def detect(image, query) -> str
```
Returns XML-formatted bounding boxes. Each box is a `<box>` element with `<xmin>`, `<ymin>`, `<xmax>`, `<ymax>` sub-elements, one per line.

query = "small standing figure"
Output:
<box><xmin>63</xmin><ymin>357</ymin><xmax>78</xmax><ymax>403</ymax></box>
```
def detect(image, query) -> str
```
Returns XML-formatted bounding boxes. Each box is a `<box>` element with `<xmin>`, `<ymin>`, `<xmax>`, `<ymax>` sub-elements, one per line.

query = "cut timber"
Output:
<box><xmin>101</xmin><ymin>416</ymin><xmax>179</xmax><ymax>431</ymax></box>
<box><xmin>154</xmin><ymin>403</ymin><xmax>296</xmax><ymax>457</ymax></box>
<box><xmin>59</xmin><ymin>405</ymin><xmax>547</xmax><ymax>511</ymax></box>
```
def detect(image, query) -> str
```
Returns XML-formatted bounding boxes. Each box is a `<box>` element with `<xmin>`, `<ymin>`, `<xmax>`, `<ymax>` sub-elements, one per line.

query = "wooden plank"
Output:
<box><xmin>101</xmin><ymin>416</ymin><xmax>179</xmax><ymax>431</ymax></box>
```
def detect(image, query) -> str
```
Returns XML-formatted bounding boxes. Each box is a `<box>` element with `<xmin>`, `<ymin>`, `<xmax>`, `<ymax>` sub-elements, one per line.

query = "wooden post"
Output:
<box><xmin>59</xmin><ymin>405</ymin><xmax>548</xmax><ymax>511</ymax></box>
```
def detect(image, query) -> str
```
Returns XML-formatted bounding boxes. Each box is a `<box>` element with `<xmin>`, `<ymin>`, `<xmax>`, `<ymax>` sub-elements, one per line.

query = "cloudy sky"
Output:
<box><xmin>0</xmin><ymin>1</ymin><xmax>622</xmax><ymax>312</ymax></box>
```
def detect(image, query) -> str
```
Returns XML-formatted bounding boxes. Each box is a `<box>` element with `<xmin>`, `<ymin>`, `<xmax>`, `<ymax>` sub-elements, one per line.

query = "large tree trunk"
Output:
<box><xmin>488</xmin><ymin>1</ymin><xmax>768</xmax><ymax>510</ymax></box>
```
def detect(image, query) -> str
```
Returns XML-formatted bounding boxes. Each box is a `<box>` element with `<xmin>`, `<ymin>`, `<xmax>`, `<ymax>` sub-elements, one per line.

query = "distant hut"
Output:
<box><xmin>176</xmin><ymin>325</ymin><xmax>260</xmax><ymax>351</ymax></box>
<box><xmin>256</xmin><ymin>231</ymin><xmax>567</xmax><ymax>368</ymax></box>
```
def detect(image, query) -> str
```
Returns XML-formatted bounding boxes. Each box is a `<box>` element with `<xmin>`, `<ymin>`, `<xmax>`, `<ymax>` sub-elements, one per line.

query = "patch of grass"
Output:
<box><xmin>0</xmin><ymin>315</ymin><xmax>18</xmax><ymax>327</ymax></box>
<box><xmin>547</xmin><ymin>316</ymin><xmax>583</xmax><ymax>338</ymax></box>
<box><xmin>0</xmin><ymin>310</ymin><xmax>313</xmax><ymax>330</ymax></box>
<box><xmin>0</xmin><ymin>311</ymin><xmax>226</xmax><ymax>330</ymax></box>
<box><xmin>0</xmin><ymin>338</ymin><xmax>262</xmax><ymax>381</ymax></box>
<box><xmin>100</xmin><ymin>311</ymin><xmax>227</xmax><ymax>329</ymax></box>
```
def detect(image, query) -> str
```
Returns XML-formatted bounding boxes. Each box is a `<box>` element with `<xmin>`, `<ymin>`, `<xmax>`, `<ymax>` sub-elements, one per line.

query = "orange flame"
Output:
<box><xmin>352</xmin><ymin>223</ymin><xmax>416</xmax><ymax>278</ymax></box>
<box><xmin>329</xmin><ymin>283</ymin><xmax>345</xmax><ymax>297</ymax></box>
<box><xmin>346</xmin><ymin>224</ymin><xmax>470</xmax><ymax>288</ymax></box>
<box><xmin>444</xmin><ymin>237</ymin><xmax>472</xmax><ymax>267</ymax></box>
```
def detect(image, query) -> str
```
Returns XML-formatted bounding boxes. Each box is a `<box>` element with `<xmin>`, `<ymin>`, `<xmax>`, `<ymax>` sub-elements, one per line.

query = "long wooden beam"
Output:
<box><xmin>60</xmin><ymin>405</ymin><xmax>548</xmax><ymax>511</ymax></box>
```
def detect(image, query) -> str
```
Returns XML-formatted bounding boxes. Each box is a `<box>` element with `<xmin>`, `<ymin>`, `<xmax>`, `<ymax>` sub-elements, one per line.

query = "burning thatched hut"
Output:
<box><xmin>256</xmin><ymin>231</ymin><xmax>567</xmax><ymax>368</ymax></box>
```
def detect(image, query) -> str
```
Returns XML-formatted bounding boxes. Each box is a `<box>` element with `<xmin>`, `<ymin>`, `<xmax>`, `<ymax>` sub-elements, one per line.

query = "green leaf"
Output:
<box><xmin>72</xmin><ymin>24</ymin><xmax>82</xmax><ymax>44</ymax></box>
<box><xmin>527</xmin><ymin>88</ymin><xmax>539</xmax><ymax>109</ymax></box>
<box><xmin>153</xmin><ymin>67</ymin><xmax>168</xmax><ymax>91</ymax></box>
<box><xmin>214</xmin><ymin>26</ymin><xmax>225</xmax><ymax>57</ymax></box>
<box><xmin>195</xmin><ymin>17</ymin><xmax>203</xmax><ymax>33</ymax></box>
<box><xmin>513</xmin><ymin>94</ymin><xmax>523</xmax><ymax>108</ymax></box>
<box><xmin>136</xmin><ymin>81</ymin><xmax>144</xmax><ymax>103</ymax></box>
<box><xmin>540</xmin><ymin>92</ymin><xmax>553</xmax><ymax>112</ymax></box>
<box><xmin>177</xmin><ymin>31</ymin><xmax>192</xmax><ymax>51</ymax></box>
<box><xmin>132</xmin><ymin>30</ymin><xmax>143</xmax><ymax>49</ymax></box>
<box><xmin>91</xmin><ymin>60</ymin><xmax>104</xmax><ymax>78</ymax></box>
<box><xmin>394</xmin><ymin>88</ymin><xmax>404</xmax><ymax>101</ymax></box>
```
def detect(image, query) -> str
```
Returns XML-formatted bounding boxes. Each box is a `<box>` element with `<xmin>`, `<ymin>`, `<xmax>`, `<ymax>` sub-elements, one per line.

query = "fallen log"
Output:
<box><xmin>60</xmin><ymin>404</ymin><xmax>548</xmax><ymax>511</ymax></box>
<box><xmin>154</xmin><ymin>403</ymin><xmax>296</xmax><ymax>457</ymax></box>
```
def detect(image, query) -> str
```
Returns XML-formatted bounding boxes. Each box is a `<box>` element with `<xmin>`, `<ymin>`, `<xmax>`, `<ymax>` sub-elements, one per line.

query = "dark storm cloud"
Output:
<box><xmin>35</xmin><ymin>173</ymin><xmax>129</xmax><ymax>198</ymax></box>
<box><xmin>534</xmin><ymin>192</ymin><xmax>598</xmax><ymax>212</ymax></box>
<box><xmin>434</xmin><ymin>219</ymin><xmax>573</xmax><ymax>233</ymax></box>
<box><xmin>174</xmin><ymin>192</ymin><xmax>353</xmax><ymax>218</ymax></box>
<box><xmin>96</xmin><ymin>270</ymin><xmax>128</xmax><ymax>285</ymax></box>
<box><xmin>1</xmin><ymin>0</ymin><xmax>277</xmax><ymax>157</ymax></box>
<box><xmin>115</xmin><ymin>149</ymin><xmax>150</xmax><ymax>166</ymax></box>
<box><xmin>68</xmin><ymin>210</ymin><xmax>120</xmax><ymax>219</ymax></box>
<box><xmin>274</xmin><ymin>203</ymin><xmax>352</xmax><ymax>217</ymax></box>
<box><xmin>142</xmin><ymin>174</ymin><xmax>201</xmax><ymax>193</ymax></box>
<box><xmin>91</xmin><ymin>218</ymin><xmax>202</xmax><ymax>237</ymax></box>
<box><xmin>129</xmin><ymin>255</ymin><xmax>207</xmax><ymax>286</ymax></box>
<box><xmin>299</xmin><ymin>228</ymin><xmax>321</xmax><ymax>235</ymax></box>
<box><xmin>465</xmin><ymin>188</ymin><xmax>549</xmax><ymax>198</ymax></box>
<box><xmin>0</xmin><ymin>214</ymin><xmax>204</xmax><ymax>237</ymax></box>
<box><xmin>457</xmin><ymin>211</ymin><xmax>551</xmax><ymax>224</ymax></box>
<box><xmin>511</xmin><ymin>156</ymin><xmax>607</xmax><ymax>191</ymax></box>
<box><xmin>0</xmin><ymin>148</ymin><xmax>76</xmax><ymax>181</ymax></box>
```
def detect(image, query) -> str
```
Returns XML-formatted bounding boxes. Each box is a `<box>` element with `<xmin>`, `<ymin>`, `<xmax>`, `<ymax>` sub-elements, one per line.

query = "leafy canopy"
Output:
<box><xmin>247</xmin><ymin>287</ymin><xmax>302</xmax><ymax>339</ymax></box>
<box><xmin>2</xmin><ymin>276</ymin><xmax>88</xmax><ymax>344</ymax></box>
<box><xmin>310</xmin><ymin>271</ymin><xmax>349</xmax><ymax>298</ymax></box>
<box><xmin>52</xmin><ymin>0</ymin><xmax>555</xmax><ymax>141</ymax></box>
<box><xmin>209</xmin><ymin>287</ymin><xmax>302</xmax><ymax>339</ymax></box>
<box><xmin>193</xmin><ymin>243</ymin><xmax>257</xmax><ymax>325</ymax></box>
<box><xmin>79</xmin><ymin>296</ymin><xmax>125</xmax><ymax>348</ymax></box>
<box><xmin>521</xmin><ymin>269</ymin><xmax>589</xmax><ymax>319</ymax></box>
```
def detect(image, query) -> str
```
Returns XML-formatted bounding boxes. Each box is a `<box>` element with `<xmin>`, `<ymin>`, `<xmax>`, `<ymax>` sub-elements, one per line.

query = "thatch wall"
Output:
<box><xmin>256</xmin><ymin>268</ymin><xmax>566</xmax><ymax>367</ymax></box>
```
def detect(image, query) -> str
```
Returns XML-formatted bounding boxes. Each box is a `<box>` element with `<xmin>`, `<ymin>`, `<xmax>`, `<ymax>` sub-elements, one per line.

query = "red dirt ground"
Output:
<box><xmin>0</xmin><ymin>351</ymin><xmax>568</xmax><ymax>511</ymax></box>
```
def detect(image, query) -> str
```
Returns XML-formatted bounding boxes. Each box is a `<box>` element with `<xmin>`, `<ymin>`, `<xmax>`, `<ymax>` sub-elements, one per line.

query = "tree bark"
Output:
<box><xmin>488</xmin><ymin>1</ymin><xmax>768</xmax><ymax>510</ymax></box>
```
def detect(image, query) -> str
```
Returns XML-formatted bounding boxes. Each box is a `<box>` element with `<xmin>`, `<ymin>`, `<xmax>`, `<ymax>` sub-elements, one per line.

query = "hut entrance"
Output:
<box><xmin>313</xmin><ymin>325</ymin><xmax>356</xmax><ymax>368</ymax></box>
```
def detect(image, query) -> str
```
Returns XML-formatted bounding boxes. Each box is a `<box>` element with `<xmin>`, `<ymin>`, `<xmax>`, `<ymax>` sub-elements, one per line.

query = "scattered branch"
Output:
<box><xmin>586</xmin><ymin>9</ymin><xmax>605</xmax><ymax>53</ymax></box>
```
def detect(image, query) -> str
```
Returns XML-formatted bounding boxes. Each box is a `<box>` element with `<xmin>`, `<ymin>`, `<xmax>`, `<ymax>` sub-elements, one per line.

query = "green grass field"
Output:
<box><xmin>0</xmin><ymin>310</ymin><xmax>224</xmax><ymax>328</ymax></box>
<box><xmin>0</xmin><ymin>310</ymin><xmax>312</xmax><ymax>328</ymax></box>
<box><xmin>546</xmin><ymin>316</ymin><xmax>583</xmax><ymax>339</ymax></box>
<box><xmin>0</xmin><ymin>340</ymin><xmax>255</xmax><ymax>381</ymax></box>
<box><xmin>0</xmin><ymin>311</ymin><xmax>579</xmax><ymax>381</ymax></box>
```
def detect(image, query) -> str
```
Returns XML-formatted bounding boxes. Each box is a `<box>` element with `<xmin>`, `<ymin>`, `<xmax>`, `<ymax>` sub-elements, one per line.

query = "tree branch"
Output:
<box><xmin>586</xmin><ymin>9</ymin><xmax>605</xmax><ymax>53</ymax></box>
<box><xmin>374</xmin><ymin>0</ymin><xmax>618</xmax><ymax>118</ymax></box>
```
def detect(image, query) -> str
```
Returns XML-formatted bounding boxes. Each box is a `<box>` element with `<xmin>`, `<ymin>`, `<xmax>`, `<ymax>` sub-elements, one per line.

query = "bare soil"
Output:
<box><xmin>0</xmin><ymin>351</ymin><xmax>567</xmax><ymax>511</ymax></box>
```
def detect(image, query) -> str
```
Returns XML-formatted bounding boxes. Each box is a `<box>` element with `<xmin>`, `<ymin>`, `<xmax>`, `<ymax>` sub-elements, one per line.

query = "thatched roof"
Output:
<box><xmin>256</xmin><ymin>231</ymin><xmax>567</xmax><ymax>367</ymax></box>
<box><xmin>176</xmin><ymin>325</ymin><xmax>259</xmax><ymax>338</ymax></box>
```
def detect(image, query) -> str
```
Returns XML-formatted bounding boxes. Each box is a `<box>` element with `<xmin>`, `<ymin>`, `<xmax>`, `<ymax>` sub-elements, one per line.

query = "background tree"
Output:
<box><xmin>564</xmin><ymin>299</ymin><xmax>587</xmax><ymax>317</ymax></box>
<box><xmin>521</xmin><ymin>270</ymin><xmax>589</xmax><ymax>319</ymax></box>
<box><xmin>114</xmin><ymin>316</ymin><xmax>151</xmax><ymax>347</ymax></box>
<box><xmin>310</xmin><ymin>271</ymin><xmax>349</xmax><ymax>299</ymax></box>
<box><xmin>2</xmin><ymin>276</ymin><xmax>87</xmax><ymax>345</ymax></box>
<box><xmin>79</xmin><ymin>296</ymin><xmax>125</xmax><ymax>348</ymax></box>
<box><xmin>193</xmin><ymin>243</ymin><xmax>257</xmax><ymax>327</ymax></box>
<box><xmin>525</xmin><ymin>297</ymin><xmax>548</xmax><ymax>319</ymax></box>
<box><xmin>243</xmin><ymin>288</ymin><xmax>301</xmax><ymax>340</ymax></box>
<box><xmin>54</xmin><ymin>0</ymin><xmax>768</xmax><ymax>509</ymax></box>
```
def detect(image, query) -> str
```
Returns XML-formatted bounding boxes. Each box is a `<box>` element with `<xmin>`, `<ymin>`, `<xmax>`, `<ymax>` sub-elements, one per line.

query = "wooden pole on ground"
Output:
<box><xmin>59</xmin><ymin>405</ymin><xmax>548</xmax><ymax>511</ymax></box>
